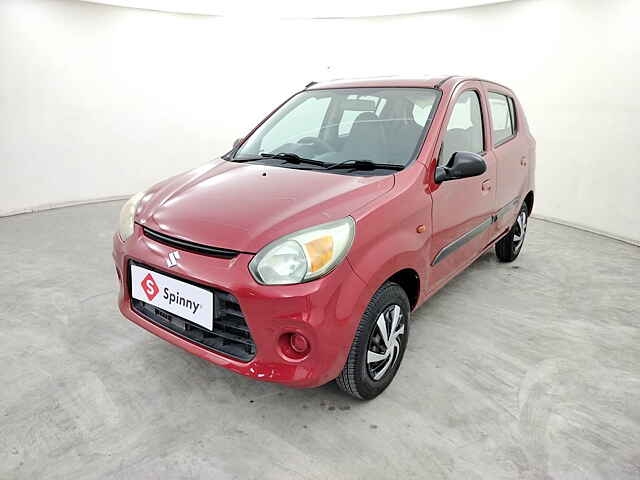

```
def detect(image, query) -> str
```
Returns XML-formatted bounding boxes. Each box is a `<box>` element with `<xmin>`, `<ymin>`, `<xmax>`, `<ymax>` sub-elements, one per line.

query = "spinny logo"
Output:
<box><xmin>141</xmin><ymin>273</ymin><xmax>159</xmax><ymax>301</ymax></box>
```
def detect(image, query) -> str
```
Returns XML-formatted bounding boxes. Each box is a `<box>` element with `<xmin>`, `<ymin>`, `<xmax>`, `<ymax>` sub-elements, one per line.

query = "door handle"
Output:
<box><xmin>481</xmin><ymin>180</ymin><xmax>492</xmax><ymax>192</ymax></box>
<box><xmin>520</xmin><ymin>156</ymin><xmax>527</xmax><ymax>166</ymax></box>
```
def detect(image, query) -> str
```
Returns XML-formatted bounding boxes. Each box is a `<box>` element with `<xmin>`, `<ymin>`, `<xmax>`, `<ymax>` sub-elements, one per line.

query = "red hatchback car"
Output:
<box><xmin>113</xmin><ymin>75</ymin><xmax>535</xmax><ymax>399</ymax></box>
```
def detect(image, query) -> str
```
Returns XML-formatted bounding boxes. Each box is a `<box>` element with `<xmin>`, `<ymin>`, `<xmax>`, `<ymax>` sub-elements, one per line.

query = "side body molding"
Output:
<box><xmin>431</xmin><ymin>195</ymin><xmax>520</xmax><ymax>266</ymax></box>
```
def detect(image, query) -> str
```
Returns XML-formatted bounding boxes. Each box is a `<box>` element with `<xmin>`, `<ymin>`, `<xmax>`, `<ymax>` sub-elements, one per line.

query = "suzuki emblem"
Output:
<box><xmin>166</xmin><ymin>251</ymin><xmax>181</xmax><ymax>268</ymax></box>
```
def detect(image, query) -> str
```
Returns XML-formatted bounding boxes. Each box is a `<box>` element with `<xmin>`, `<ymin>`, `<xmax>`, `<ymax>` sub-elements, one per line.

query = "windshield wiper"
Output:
<box><xmin>325</xmin><ymin>159</ymin><xmax>404</xmax><ymax>171</ymax></box>
<box><xmin>232</xmin><ymin>152</ymin><xmax>325</xmax><ymax>167</ymax></box>
<box><xmin>260</xmin><ymin>152</ymin><xmax>327</xmax><ymax>167</ymax></box>
<box><xmin>232</xmin><ymin>154</ymin><xmax>404</xmax><ymax>172</ymax></box>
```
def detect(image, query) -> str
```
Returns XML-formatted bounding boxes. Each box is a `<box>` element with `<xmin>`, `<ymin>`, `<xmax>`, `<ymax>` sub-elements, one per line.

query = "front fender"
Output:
<box><xmin>347</xmin><ymin>177</ymin><xmax>432</xmax><ymax>312</ymax></box>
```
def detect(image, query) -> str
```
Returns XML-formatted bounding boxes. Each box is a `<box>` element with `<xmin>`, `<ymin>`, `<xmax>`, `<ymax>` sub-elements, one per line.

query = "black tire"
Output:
<box><xmin>495</xmin><ymin>202</ymin><xmax>529</xmax><ymax>262</ymax></box>
<box><xmin>335</xmin><ymin>282</ymin><xmax>410</xmax><ymax>400</ymax></box>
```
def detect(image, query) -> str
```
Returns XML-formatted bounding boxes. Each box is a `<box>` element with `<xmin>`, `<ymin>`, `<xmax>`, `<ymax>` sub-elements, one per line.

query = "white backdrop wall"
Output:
<box><xmin>1</xmin><ymin>0</ymin><xmax>639</xmax><ymax>243</ymax></box>
<box><xmin>79</xmin><ymin>0</ymin><xmax>515</xmax><ymax>18</ymax></box>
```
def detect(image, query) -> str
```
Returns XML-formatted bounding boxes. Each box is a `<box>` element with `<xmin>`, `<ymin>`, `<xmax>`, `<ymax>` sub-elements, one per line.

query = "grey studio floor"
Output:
<box><xmin>1</xmin><ymin>200</ymin><xmax>639</xmax><ymax>480</ymax></box>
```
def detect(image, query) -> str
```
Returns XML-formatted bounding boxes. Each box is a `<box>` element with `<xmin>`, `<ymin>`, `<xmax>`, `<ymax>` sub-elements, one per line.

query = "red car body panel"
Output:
<box><xmin>113</xmin><ymin>229</ymin><xmax>369</xmax><ymax>387</ymax></box>
<box><xmin>113</xmin><ymin>76</ymin><xmax>535</xmax><ymax>388</ymax></box>
<box><xmin>136</xmin><ymin>160</ymin><xmax>395</xmax><ymax>253</ymax></box>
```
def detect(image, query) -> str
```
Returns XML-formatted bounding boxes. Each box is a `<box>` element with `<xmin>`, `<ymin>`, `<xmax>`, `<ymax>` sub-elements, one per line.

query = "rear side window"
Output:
<box><xmin>488</xmin><ymin>92</ymin><xmax>516</xmax><ymax>146</ymax></box>
<box><xmin>440</xmin><ymin>90</ymin><xmax>484</xmax><ymax>165</ymax></box>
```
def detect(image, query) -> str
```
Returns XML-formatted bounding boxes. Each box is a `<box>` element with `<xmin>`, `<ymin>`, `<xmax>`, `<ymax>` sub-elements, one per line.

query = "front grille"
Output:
<box><xmin>141</xmin><ymin>226</ymin><xmax>248</xmax><ymax>259</ymax></box>
<box><xmin>131</xmin><ymin>280</ymin><xmax>256</xmax><ymax>362</ymax></box>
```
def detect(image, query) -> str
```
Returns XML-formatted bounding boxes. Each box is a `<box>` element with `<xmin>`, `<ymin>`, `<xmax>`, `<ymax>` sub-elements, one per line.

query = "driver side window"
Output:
<box><xmin>439</xmin><ymin>91</ymin><xmax>484</xmax><ymax>165</ymax></box>
<box><xmin>259</xmin><ymin>97</ymin><xmax>331</xmax><ymax>153</ymax></box>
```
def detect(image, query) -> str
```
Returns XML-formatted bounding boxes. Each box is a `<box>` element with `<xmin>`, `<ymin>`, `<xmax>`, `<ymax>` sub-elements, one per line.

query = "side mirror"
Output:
<box><xmin>435</xmin><ymin>151</ymin><xmax>486</xmax><ymax>183</ymax></box>
<box><xmin>232</xmin><ymin>137</ymin><xmax>244</xmax><ymax>149</ymax></box>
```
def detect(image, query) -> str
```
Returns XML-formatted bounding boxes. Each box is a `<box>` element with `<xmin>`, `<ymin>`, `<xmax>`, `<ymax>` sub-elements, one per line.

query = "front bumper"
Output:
<box><xmin>112</xmin><ymin>225</ymin><xmax>367</xmax><ymax>388</ymax></box>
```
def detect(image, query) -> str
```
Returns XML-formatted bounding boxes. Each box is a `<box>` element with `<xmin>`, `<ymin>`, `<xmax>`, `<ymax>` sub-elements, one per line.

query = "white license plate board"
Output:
<box><xmin>130</xmin><ymin>264</ymin><xmax>214</xmax><ymax>331</ymax></box>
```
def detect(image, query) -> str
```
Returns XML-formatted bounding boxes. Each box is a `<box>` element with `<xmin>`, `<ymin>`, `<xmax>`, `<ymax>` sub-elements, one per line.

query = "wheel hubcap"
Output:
<box><xmin>366</xmin><ymin>304</ymin><xmax>405</xmax><ymax>381</ymax></box>
<box><xmin>513</xmin><ymin>209</ymin><xmax>527</xmax><ymax>252</ymax></box>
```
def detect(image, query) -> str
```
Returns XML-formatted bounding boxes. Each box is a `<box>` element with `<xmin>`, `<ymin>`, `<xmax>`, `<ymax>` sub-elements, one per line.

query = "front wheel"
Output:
<box><xmin>335</xmin><ymin>282</ymin><xmax>410</xmax><ymax>400</ymax></box>
<box><xmin>495</xmin><ymin>202</ymin><xmax>529</xmax><ymax>262</ymax></box>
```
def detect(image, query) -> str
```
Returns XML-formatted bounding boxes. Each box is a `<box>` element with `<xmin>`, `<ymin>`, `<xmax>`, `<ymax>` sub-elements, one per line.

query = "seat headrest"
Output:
<box><xmin>352</xmin><ymin>111</ymin><xmax>378</xmax><ymax>123</ymax></box>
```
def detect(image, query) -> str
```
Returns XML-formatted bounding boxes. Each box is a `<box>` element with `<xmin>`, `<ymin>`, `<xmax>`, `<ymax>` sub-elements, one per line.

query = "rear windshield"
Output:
<box><xmin>234</xmin><ymin>88</ymin><xmax>440</xmax><ymax>170</ymax></box>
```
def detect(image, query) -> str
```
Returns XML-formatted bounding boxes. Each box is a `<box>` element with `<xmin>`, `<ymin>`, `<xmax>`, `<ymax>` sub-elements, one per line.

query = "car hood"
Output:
<box><xmin>136</xmin><ymin>159</ymin><xmax>394</xmax><ymax>253</ymax></box>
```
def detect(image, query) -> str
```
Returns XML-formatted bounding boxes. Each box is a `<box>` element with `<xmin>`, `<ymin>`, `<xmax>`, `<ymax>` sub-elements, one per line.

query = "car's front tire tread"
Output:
<box><xmin>335</xmin><ymin>282</ymin><xmax>409</xmax><ymax>400</ymax></box>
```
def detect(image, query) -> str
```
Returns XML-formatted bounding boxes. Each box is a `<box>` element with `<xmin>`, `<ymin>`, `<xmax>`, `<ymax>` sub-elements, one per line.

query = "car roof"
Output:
<box><xmin>306</xmin><ymin>75</ymin><xmax>511</xmax><ymax>92</ymax></box>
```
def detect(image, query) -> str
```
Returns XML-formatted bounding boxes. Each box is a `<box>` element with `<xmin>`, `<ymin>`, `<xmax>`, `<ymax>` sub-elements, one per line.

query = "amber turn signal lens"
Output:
<box><xmin>304</xmin><ymin>236</ymin><xmax>334</xmax><ymax>272</ymax></box>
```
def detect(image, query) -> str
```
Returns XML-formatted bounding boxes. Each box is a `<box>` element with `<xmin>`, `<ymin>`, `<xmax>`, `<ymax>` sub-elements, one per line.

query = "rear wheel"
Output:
<box><xmin>495</xmin><ymin>202</ymin><xmax>529</xmax><ymax>262</ymax></box>
<box><xmin>335</xmin><ymin>282</ymin><xmax>410</xmax><ymax>400</ymax></box>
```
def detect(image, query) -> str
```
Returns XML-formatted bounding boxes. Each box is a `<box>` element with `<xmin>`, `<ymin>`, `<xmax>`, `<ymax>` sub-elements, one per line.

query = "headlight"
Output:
<box><xmin>249</xmin><ymin>217</ymin><xmax>355</xmax><ymax>285</ymax></box>
<box><xmin>118</xmin><ymin>192</ymin><xmax>144</xmax><ymax>242</ymax></box>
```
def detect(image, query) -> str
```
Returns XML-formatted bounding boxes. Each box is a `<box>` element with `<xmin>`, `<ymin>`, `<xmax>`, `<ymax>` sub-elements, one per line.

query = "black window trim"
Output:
<box><xmin>488</xmin><ymin>90</ymin><xmax>518</xmax><ymax>148</ymax></box>
<box><xmin>437</xmin><ymin>87</ymin><xmax>487</xmax><ymax>166</ymax></box>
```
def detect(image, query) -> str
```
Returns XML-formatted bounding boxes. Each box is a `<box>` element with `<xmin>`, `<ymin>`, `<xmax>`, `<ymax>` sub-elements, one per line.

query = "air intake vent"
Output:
<box><xmin>131</xmin><ymin>277</ymin><xmax>256</xmax><ymax>362</ymax></box>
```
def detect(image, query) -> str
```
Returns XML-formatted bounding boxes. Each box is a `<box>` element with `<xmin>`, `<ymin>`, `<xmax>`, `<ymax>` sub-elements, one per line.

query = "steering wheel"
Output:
<box><xmin>297</xmin><ymin>136</ymin><xmax>333</xmax><ymax>154</ymax></box>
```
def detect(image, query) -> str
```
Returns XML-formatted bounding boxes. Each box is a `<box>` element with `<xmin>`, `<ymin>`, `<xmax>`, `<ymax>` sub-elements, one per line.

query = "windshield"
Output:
<box><xmin>233</xmin><ymin>88</ymin><xmax>440</xmax><ymax>172</ymax></box>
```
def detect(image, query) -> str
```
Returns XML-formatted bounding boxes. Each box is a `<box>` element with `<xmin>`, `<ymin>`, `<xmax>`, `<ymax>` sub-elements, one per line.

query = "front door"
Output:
<box><xmin>428</xmin><ymin>82</ymin><xmax>496</xmax><ymax>291</ymax></box>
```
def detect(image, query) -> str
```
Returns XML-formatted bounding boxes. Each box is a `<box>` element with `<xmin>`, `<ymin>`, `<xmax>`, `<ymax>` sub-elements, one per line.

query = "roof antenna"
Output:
<box><xmin>305</xmin><ymin>81</ymin><xmax>317</xmax><ymax>89</ymax></box>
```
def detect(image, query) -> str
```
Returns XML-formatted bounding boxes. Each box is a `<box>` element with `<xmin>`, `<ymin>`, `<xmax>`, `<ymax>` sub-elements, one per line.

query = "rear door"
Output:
<box><xmin>483</xmin><ymin>84</ymin><xmax>528</xmax><ymax>233</ymax></box>
<box><xmin>428</xmin><ymin>81</ymin><xmax>496</xmax><ymax>290</ymax></box>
